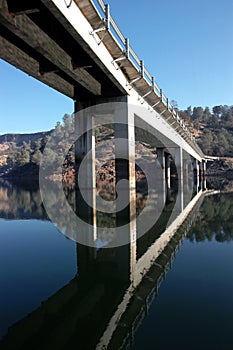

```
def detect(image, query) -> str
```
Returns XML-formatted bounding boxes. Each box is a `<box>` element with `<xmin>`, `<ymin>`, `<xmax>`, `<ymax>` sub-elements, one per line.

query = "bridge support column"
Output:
<box><xmin>174</xmin><ymin>147</ymin><xmax>184</xmax><ymax>212</ymax></box>
<box><xmin>165</xmin><ymin>153</ymin><xmax>171</xmax><ymax>189</ymax></box>
<box><xmin>202</xmin><ymin>160</ymin><xmax>206</xmax><ymax>176</ymax></box>
<box><xmin>114</xmin><ymin>99</ymin><xmax>137</xmax><ymax>276</ymax></box>
<box><xmin>165</xmin><ymin>147</ymin><xmax>184</xmax><ymax>227</ymax></box>
<box><xmin>196</xmin><ymin>160</ymin><xmax>200</xmax><ymax>190</ymax></box>
<box><xmin>202</xmin><ymin>160</ymin><xmax>207</xmax><ymax>190</ymax></box>
<box><xmin>165</xmin><ymin>153</ymin><xmax>172</xmax><ymax>203</ymax></box>
<box><xmin>193</xmin><ymin>159</ymin><xmax>200</xmax><ymax>193</ymax></box>
<box><xmin>75</xmin><ymin>101</ymin><xmax>97</xmax><ymax>245</ymax></box>
<box><xmin>157</xmin><ymin>148</ymin><xmax>166</xmax><ymax>205</ymax></box>
<box><xmin>183</xmin><ymin>159</ymin><xmax>189</xmax><ymax>187</ymax></box>
<box><xmin>74</xmin><ymin>97</ymin><xmax>137</xmax><ymax>264</ymax></box>
<box><xmin>183</xmin><ymin>158</ymin><xmax>189</xmax><ymax>205</ymax></box>
<box><xmin>199</xmin><ymin>160</ymin><xmax>203</xmax><ymax>183</ymax></box>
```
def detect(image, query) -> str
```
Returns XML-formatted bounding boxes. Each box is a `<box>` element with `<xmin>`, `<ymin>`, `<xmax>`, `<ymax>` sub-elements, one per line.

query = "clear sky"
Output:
<box><xmin>0</xmin><ymin>0</ymin><xmax>233</xmax><ymax>134</ymax></box>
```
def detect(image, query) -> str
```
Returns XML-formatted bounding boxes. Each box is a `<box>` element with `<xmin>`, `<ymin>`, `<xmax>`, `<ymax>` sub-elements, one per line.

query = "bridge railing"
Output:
<box><xmin>91</xmin><ymin>0</ymin><xmax>204</xmax><ymax>156</ymax></box>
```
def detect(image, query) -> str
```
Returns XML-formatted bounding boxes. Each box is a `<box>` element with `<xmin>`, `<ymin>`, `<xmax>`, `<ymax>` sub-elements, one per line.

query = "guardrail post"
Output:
<box><xmin>160</xmin><ymin>89</ymin><xmax>163</xmax><ymax>102</ymax></box>
<box><xmin>151</xmin><ymin>76</ymin><xmax>155</xmax><ymax>91</ymax></box>
<box><xmin>105</xmin><ymin>4</ymin><xmax>110</xmax><ymax>30</ymax></box>
<box><xmin>140</xmin><ymin>60</ymin><xmax>144</xmax><ymax>78</ymax></box>
<box><xmin>125</xmin><ymin>38</ymin><xmax>129</xmax><ymax>58</ymax></box>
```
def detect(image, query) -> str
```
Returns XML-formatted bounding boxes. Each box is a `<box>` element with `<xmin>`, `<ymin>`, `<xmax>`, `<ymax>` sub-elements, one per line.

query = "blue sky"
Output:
<box><xmin>0</xmin><ymin>0</ymin><xmax>232</xmax><ymax>134</ymax></box>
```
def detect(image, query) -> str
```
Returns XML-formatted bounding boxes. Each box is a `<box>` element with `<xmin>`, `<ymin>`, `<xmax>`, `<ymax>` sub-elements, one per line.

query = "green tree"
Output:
<box><xmin>40</xmin><ymin>135</ymin><xmax>50</xmax><ymax>152</ymax></box>
<box><xmin>216</xmin><ymin>132</ymin><xmax>229</xmax><ymax>155</ymax></box>
<box><xmin>171</xmin><ymin>100</ymin><xmax>178</xmax><ymax>110</ymax></box>
<box><xmin>213</xmin><ymin>105</ymin><xmax>223</xmax><ymax>117</ymax></box>
<box><xmin>209</xmin><ymin>115</ymin><xmax>220</xmax><ymax>129</ymax></box>
<box><xmin>180</xmin><ymin>104</ymin><xmax>233</xmax><ymax>156</ymax></box>
<box><xmin>31</xmin><ymin>150</ymin><xmax>42</xmax><ymax>165</ymax></box>
<box><xmin>186</xmin><ymin>106</ymin><xmax>192</xmax><ymax>116</ymax></box>
<box><xmin>192</xmin><ymin>106</ymin><xmax>203</xmax><ymax>121</ymax></box>
<box><xmin>203</xmin><ymin>107</ymin><xmax>211</xmax><ymax>122</ymax></box>
<box><xmin>16</xmin><ymin>146</ymin><xmax>30</xmax><ymax>166</ymax></box>
<box><xmin>199</xmin><ymin>130</ymin><xmax>213</xmax><ymax>154</ymax></box>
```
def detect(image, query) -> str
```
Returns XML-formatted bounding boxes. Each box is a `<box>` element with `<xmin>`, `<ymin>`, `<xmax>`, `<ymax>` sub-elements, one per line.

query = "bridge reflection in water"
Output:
<box><xmin>0</xmin><ymin>176</ymin><xmax>207</xmax><ymax>350</ymax></box>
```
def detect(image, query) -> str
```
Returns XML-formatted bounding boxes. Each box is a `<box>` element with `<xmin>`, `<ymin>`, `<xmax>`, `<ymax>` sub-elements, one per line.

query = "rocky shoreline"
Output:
<box><xmin>2</xmin><ymin>156</ymin><xmax>233</xmax><ymax>189</ymax></box>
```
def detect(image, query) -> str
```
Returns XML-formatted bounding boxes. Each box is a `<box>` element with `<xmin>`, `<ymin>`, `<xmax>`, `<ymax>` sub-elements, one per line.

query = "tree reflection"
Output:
<box><xmin>0</xmin><ymin>180</ymin><xmax>47</xmax><ymax>220</ymax></box>
<box><xmin>1</xmin><ymin>179</ymin><xmax>233</xmax><ymax>243</ymax></box>
<box><xmin>186</xmin><ymin>193</ymin><xmax>233</xmax><ymax>242</ymax></box>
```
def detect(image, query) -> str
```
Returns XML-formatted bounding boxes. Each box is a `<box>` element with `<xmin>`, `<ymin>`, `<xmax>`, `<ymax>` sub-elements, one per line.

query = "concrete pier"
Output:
<box><xmin>174</xmin><ymin>147</ymin><xmax>184</xmax><ymax>212</ymax></box>
<box><xmin>157</xmin><ymin>148</ymin><xmax>166</xmax><ymax>205</ymax></box>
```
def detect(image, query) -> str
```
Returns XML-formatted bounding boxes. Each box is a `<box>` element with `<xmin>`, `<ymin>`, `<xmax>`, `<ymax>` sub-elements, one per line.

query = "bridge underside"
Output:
<box><xmin>0</xmin><ymin>0</ymin><xmax>126</xmax><ymax>99</ymax></box>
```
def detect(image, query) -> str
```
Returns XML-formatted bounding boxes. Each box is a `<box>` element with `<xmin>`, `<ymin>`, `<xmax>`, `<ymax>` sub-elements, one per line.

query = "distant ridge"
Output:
<box><xmin>0</xmin><ymin>131</ymin><xmax>52</xmax><ymax>146</ymax></box>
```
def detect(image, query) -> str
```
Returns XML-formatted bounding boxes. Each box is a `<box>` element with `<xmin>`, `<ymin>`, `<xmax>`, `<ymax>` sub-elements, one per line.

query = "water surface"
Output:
<box><xmin>0</xmin><ymin>180</ymin><xmax>232</xmax><ymax>349</ymax></box>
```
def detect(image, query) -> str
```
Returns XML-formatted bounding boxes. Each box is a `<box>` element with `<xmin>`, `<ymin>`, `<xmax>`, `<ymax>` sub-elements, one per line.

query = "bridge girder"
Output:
<box><xmin>0</xmin><ymin>0</ymin><xmax>126</xmax><ymax>99</ymax></box>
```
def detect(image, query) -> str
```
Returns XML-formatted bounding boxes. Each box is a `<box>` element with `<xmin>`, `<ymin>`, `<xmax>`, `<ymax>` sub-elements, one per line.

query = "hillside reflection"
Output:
<box><xmin>0</xmin><ymin>180</ymin><xmax>233</xmax><ymax>243</ymax></box>
<box><xmin>187</xmin><ymin>192</ymin><xmax>233</xmax><ymax>242</ymax></box>
<box><xmin>0</xmin><ymin>180</ymin><xmax>46</xmax><ymax>220</ymax></box>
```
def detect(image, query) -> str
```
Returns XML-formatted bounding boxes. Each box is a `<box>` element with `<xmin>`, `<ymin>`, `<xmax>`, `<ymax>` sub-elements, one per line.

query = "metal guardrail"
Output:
<box><xmin>90</xmin><ymin>0</ymin><xmax>204</xmax><ymax>156</ymax></box>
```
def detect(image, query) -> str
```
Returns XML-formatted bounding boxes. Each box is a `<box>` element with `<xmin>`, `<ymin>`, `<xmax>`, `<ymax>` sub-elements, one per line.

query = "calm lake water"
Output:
<box><xmin>0</xmin><ymin>180</ymin><xmax>232</xmax><ymax>349</ymax></box>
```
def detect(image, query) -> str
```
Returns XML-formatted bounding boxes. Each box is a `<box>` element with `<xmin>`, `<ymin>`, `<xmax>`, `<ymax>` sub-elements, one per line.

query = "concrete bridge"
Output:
<box><xmin>0</xmin><ymin>1</ymin><xmax>207</xmax><ymax>178</ymax></box>
<box><xmin>0</xmin><ymin>0</ymin><xmax>208</xmax><ymax>245</ymax></box>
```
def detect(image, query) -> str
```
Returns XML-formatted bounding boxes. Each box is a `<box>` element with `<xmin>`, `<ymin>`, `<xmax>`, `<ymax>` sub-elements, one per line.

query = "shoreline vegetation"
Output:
<box><xmin>1</xmin><ymin>105</ymin><xmax>233</xmax><ymax>187</ymax></box>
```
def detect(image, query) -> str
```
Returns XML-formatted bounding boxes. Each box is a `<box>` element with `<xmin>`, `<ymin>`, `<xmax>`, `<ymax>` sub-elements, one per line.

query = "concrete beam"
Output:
<box><xmin>6</xmin><ymin>0</ymin><xmax>40</xmax><ymax>15</ymax></box>
<box><xmin>0</xmin><ymin>2</ymin><xmax>101</xmax><ymax>95</ymax></box>
<box><xmin>0</xmin><ymin>35</ymin><xmax>74</xmax><ymax>97</ymax></box>
<box><xmin>41</xmin><ymin>0</ymin><xmax>129</xmax><ymax>95</ymax></box>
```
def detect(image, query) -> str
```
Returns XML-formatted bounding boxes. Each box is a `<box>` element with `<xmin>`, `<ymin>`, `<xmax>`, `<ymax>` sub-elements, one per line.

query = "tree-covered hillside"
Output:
<box><xmin>179</xmin><ymin>105</ymin><xmax>233</xmax><ymax>156</ymax></box>
<box><xmin>0</xmin><ymin>105</ymin><xmax>233</xmax><ymax>180</ymax></box>
<box><xmin>0</xmin><ymin>114</ymin><xmax>75</xmax><ymax>177</ymax></box>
